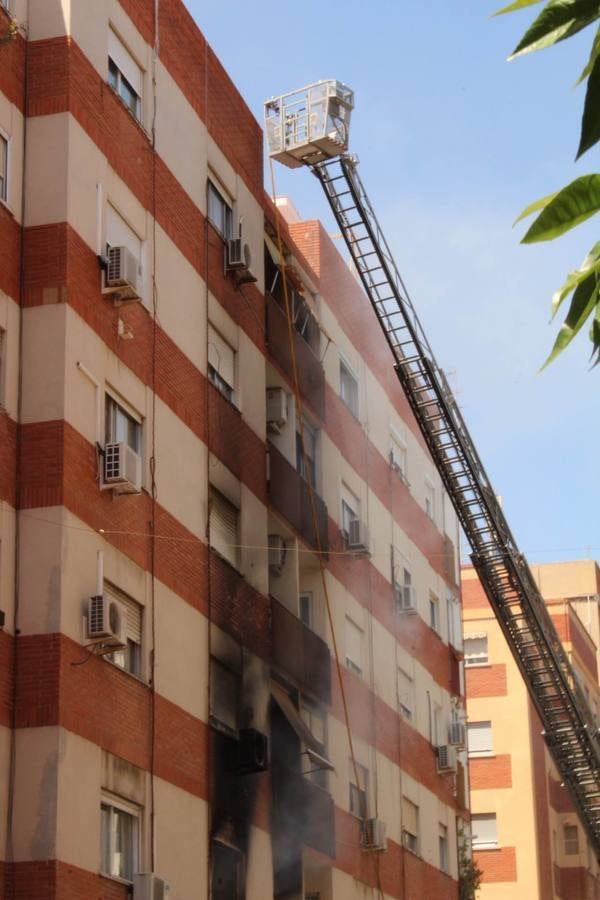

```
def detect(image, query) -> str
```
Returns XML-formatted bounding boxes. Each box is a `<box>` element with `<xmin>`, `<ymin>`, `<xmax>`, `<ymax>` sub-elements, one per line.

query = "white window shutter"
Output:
<box><xmin>106</xmin><ymin>204</ymin><xmax>141</xmax><ymax>263</ymax></box>
<box><xmin>402</xmin><ymin>798</ymin><xmax>418</xmax><ymax>835</ymax></box>
<box><xmin>108</xmin><ymin>29</ymin><xmax>143</xmax><ymax>97</ymax></box>
<box><xmin>210</xmin><ymin>489</ymin><xmax>239</xmax><ymax>567</ymax></box>
<box><xmin>467</xmin><ymin>721</ymin><xmax>493</xmax><ymax>754</ymax></box>
<box><xmin>208</xmin><ymin>326</ymin><xmax>235</xmax><ymax>390</ymax></box>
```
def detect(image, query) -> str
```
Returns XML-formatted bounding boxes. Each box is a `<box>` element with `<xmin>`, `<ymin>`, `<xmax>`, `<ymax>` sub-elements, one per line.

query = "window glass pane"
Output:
<box><xmin>340</xmin><ymin>360</ymin><xmax>358</xmax><ymax>415</ymax></box>
<box><xmin>349</xmin><ymin>762</ymin><xmax>368</xmax><ymax>817</ymax></box>
<box><xmin>299</xmin><ymin>592</ymin><xmax>313</xmax><ymax>628</ymax></box>
<box><xmin>210</xmin><ymin>659</ymin><xmax>238</xmax><ymax>732</ymax></box>
<box><xmin>101</xmin><ymin>804</ymin><xmax>111</xmax><ymax>875</ymax></box>
<box><xmin>114</xmin><ymin>806</ymin><xmax>134</xmax><ymax>880</ymax></box>
<box><xmin>108</xmin><ymin>29</ymin><xmax>142</xmax><ymax>97</ymax></box>
<box><xmin>402</xmin><ymin>797</ymin><xmax>419</xmax><ymax>852</ymax></box>
<box><xmin>207</xmin><ymin>182</ymin><xmax>232</xmax><ymax>238</ymax></box>
<box><xmin>345</xmin><ymin>617</ymin><xmax>363</xmax><ymax>676</ymax></box>
<box><xmin>108</xmin><ymin>57</ymin><xmax>119</xmax><ymax>91</ymax></box>
<box><xmin>296</xmin><ymin>421</ymin><xmax>317</xmax><ymax>485</ymax></box>
<box><xmin>208</xmin><ymin>325</ymin><xmax>235</xmax><ymax>394</ymax></box>
<box><xmin>564</xmin><ymin>824</ymin><xmax>579</xmax><ymax>854</ymax></box>
<box><xmin>398</xmin><ymin>669</ymin><xmax>413</xmax><ymax>719</ymax></box>
<box><xmin>105</xmin><ymin>395</ymin><xmax>140</xmax><ymax>452</ymax></box>
<box><xmin>439</xmin><ymin>824</ymin><xmax>449</xmax><ymax>871</ymax></box>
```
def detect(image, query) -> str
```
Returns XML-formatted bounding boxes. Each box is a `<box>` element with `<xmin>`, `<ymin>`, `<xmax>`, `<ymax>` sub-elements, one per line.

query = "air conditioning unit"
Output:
<box><xmin>361</xmin><ymin>817</ymin><xmax>387</xmax><ymax>852</ymax></box>
<box><xmin>347</xmin><ymin>518</ymin><xmax>369</xmax><ymax>555</ymax></box>
<box><xmin>268</xmin><ymin>534</ymin><xmax>286</xmax><ymax>575</ymax></box>
<box><xmin>134</xmin><ymin>873</ymin><xmax>170</xmax><ymax>900</ymax></box>
<box><xmin>437</xmin><ymin>744</ymin><xmax>457</xmax><ymax>773</ymax></box>
<box><xmin>102</xmin><ymin>442</ymin><xmax>142</xmax><ymax>494</ymax></box>
<box><xmin>448</xmin><ymin>721</ymin><xmax>466</xmax><ymax>747</ymax></box>
<box><xmin>225</xmin><ymin>238</ymin><xmax>256</xmax><ymax>283</ymax></box>
<box><xmin>104</xmin><ymin>246</ymin><xmax>140</xmax><ymax>302</ymax></box>
<box><xmin>236</xmin><ymin>728</ymin><xmax>269</xmax><ymax>775</ymax></box>
<box><xmin>266</xmin><ymin>387</ymin><xmax>288</xmax><ymax>433</ymax></box>
<box><xmin>86</xmin><ymin>594</ymin><xmax>127</xmax><ymax>646</ymax></box>
<box><xmin>395</xmin><ymin>583</ymin><xmax>416</xmax><ymax>613</ymax></box>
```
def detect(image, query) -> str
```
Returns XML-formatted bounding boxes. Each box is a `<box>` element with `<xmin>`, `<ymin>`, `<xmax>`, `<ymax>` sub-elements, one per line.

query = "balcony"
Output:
<box><xmin>268</xmin><ymin>444</ymin><xmax>329</xmax><ymax>557</ymax></box>
<box><xmin>271</xmin><ymin>597</ymin><xmax>331</xmax><ymax>705</ymax></box>
<box><xmin>266</xmin><ymin>293</ymin><xmax>325</xmax><ymax>419</ymax></box>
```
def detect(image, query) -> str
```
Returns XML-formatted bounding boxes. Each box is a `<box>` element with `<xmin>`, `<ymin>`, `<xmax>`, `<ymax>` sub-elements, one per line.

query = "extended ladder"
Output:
<box><xmin>312</xmin><ymin>154</ymin><xmax>600</xmax><ymax>855</ymax></box>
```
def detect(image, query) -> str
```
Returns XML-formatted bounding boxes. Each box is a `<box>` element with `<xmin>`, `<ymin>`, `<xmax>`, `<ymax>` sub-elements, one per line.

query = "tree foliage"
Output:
<box><xmin>496</xmin><ymin>0</ymin><xmax>600</xmax><ymax>367</ymax></box>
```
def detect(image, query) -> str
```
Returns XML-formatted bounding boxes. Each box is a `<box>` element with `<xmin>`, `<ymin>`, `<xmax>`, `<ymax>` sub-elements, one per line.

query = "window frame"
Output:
<box><xmin>107</xmin><ymin>29</ymin><xmax>143</xmax><ymax>123</ymax></box>
<box><xmin>424</xmin><ymin>477</ymin><xmax>435</xmax><ymax>520</ymax></box>
<box><xmin>105</xmin><ymin>391</ymin><xmax>142</xmax><ymax>454</ymax></box>
<box><xmin>209</xmin><ymin>486</ymin><xmax>240</xmax><ymax>571</ymax></box>
<box><xmin>345</xmin><ymin>615</ymin><xmax>364</xmax><ymax>678</ymax></box>
<box><xmin>339</xmin><ymin>357</ymin><xmax>359</xmax><ymax>417</ymax></box>
<box><xmin>389</xmin><ymin>430</ymin><xmax>408</xmax><ymax>481</ymax></box>
<box><xmin>299</xmin><ymin>591</ymin><xmax>313</xmax><ymax>630</ymax></box>
<box><xmin>471</xmin><ymin>813</ymin><xmax>498</xmax><ymax>850</ymax></box>
<box><xmin>341</xmin><ymin>483</ymin><xmax>360</xmax><ymax>540</ymax></box>
<box><xmin>207</xmin><ymin>324</ymin><xmax>236</xmax><ymax>406</ymax></box>
<box><xmin>207</xmin><ymin>179</ymin><xmax>233</xmax><ymax>240</ymax></box>
<box><xmin>402</xmin><ymin>797</ymin><xmax>419</xmax><ymax>855</ymax></box>
<box><xmin>429</xmin><ymin>592</ymin><xmax>440</xmax><ymax>634</ymax></box>
<box><xmin>300</xmin><ymin>697</ymin><xmax>328</xmax><ymax>789</ymax></box>
<box><xmin>104</xmin><ymin>582</ymin><xmax>143</xmax><ymax>679</ymax></box>
<box><xmin>296</xmin><ymin>417</ymin><xmax>317</xmax><ymax>487</ymax></box>
<box><xmin>564</xmin><ymin>823</ymin><xmax>579</xmax><ymax>855</ymax></box>
<box><xmin>467</xmin><ymin>720</ymin><xmax>493</xmax><ymax>757</ymax></box>
<box><xmin>349</xmin><ymin>761</ymin><xmax>368</xmax><ymax>819</ymax></box>
<box><xmin>397</xmin><ymin>667</ymin><xmax>414</xmax><ymax>721</ymax></box>
<box><xmin>100</xmin><ymin>794</ymin><xmax>140</xmax><ymax>883</ymax></box>
<box><xmin>0</xmin><ymin>130</ymin><xmax>8</xmax><ymax>205</ymax></box>
<box><xmin>464</xmin><ymin>633</ymin><xmax>489</xmax><ymax>667</ymax></box>
<box><xmin>0</xmin><ymin>326</ymin><xmax>5</xmax><ymax>409</ymax></box>
<box><xmin>209</xmin><ymin>657</ymin><xmax>240</xmax><ymax>736</ymax></box>
<box><xmin>439</xmin><ymin>823</ymin><xmax>449</xmax><ymax>873</ymax></box>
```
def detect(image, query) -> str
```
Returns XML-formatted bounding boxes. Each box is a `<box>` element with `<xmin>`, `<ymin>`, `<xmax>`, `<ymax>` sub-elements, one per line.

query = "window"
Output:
<box><xmin>108</xmin><ymin>30</ymin><xmax>142</xmax><ymax>121</ymax></box>
<box><xmin>433</xmin><ymin>704</ymin><xmax>442</xmax><ymax>746</ymax></box>
<box><xmin>464</xmin><ymin>634</ymin><xmax>489</xmax><ymax>666</ymax></box>
<box><xmin>471</xmin><ymin>813</ymin><xmax>498</xmax><ymax>849</ymax></box>
<box><xmin>296</xmin><ymin>418</ymin><xmax>317</xmax><ymax>486</ymax></box>
<box><xmin>0</xmin><ymin>133</ymin><xmax>7</xmax><ymax>203</ymax></box>
<box><xmin>340</xmin><ymin>358</ymin><xmax>359</xmax><ymax>416</ymax></box>
<box><xmin>390</xmin><ymin>432</ymin><xmax>407</xmax><ymax>480</ymax></box>
<box><xmin>300</xmin><ymin>699</ymin><xmax>328</xmax><ymax>788</ymax></box>
<box><xmin>341</xmin><ymin>483</ymin><xmax>360</xmax><ymax>539</ymax></box>
<box><xmin>429</xmin><ymin>592</ymin><xmax>440</xmax><ymax>633</ymax></box>
<box><xmin>208</xmin><ymin>325</ymin><xmax>236</xmax><ymax>404</ymax></box>
<box><xmin>209</xmin><ymin>488</ymin><xmax>240</xmax><ymax>569</ymax></box>
<box><xmin>299</xmin><ymin>591</ymin><xmax>313</xmax><ymax>629</ymax></box>
<box><xmin>292</xmin><ymin>292</ymin><xmax>319</xmax><ymax>352</ymax></box>
<box><xmin>467</xmin><ymin>721</ymin><xmax>493</xmax><ymax>756</ymax></box>
<box><xmin>207</xmin><ymin>180</ymin><xmax>233</xmax><ymax>239</ymax></box>
<box><xmin>447</xmin><ymin>594</ymin><xmax>463</xmax><ymax>651</ymax></box>
<box><xmin>424</xmin><ymin>479</ymin><xmax>435</xmax><ymax>519</ymax></box>
<box><xmin>397</xmin><ymin>668</ymin><xmax>414</xmax><ymax>721</ymax></box>
<box><xmin>349</xmin><ymin>761</ymin><xmax>368</xmax><ymax>818</ymax></box>
<box><xmin>564</xmin><ymin>824</ymin><xmax>579</xmax><ymax>855</ymax></box>
<box><xmin>210</xmin><ymin>658</ymin><xmax>239</xmax><ymax>734</ymax></box>
<box><xmin>105</xmin><ymin>583</ymin><xmax>142</xmax><ymax>677</ymax></box>
<box><xmin>402</xmin><ymin>797</ymin><xmax>419</xmax><ymax>854</ymax></box>
<box><xmin>212</xmin><ymin>841</ymin><xmax>241</xmax><ymax>900</ymax></box>
<box><xmin>345</xmin><ymin>616</ymin><xmax>364</xmax><ymax>678</ymax></box>
<box><xmin>101</xmin><ymin>797</ymin><xmax>139</xmax><ymax>882</ymax></box>
<box><xmin>105</xmin><ymin>393</ymin><xmax>141</xmax><ymax>452</ymax></box>
<box><xmin>439</xmin><ymin>823</ymin><xmax>449</xmax><ymax>872</ymax></box>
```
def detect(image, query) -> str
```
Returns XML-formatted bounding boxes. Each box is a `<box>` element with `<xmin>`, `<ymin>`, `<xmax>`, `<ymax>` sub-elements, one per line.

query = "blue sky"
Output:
<box><xmin>188</xmin><ymin>1</ymin><xmax>599</xmax><ymax>565</ymax></box>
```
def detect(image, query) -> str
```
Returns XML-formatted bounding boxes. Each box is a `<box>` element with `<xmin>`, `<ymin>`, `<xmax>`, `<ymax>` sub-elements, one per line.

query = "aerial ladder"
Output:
<box><xmin>265</xmin><ymin>80</ymin><xmax>600</xmax><ymax>856</ymax></box>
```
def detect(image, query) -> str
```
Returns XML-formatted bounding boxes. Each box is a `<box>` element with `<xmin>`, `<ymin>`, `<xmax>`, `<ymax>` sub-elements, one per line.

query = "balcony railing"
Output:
<box><xmin>268</xmin><ymin>443</ymin><xmax>329</xmax><ymax>557</ymax></box>
<box><xmin>266</xmin><ymin>294</ymin><xmax>325</xmax><ymax>419</ymax></box>
<box><xmin>271</xmin><ymin>597</ymin><xmax>331</xmax><ymax>705</ymax></box>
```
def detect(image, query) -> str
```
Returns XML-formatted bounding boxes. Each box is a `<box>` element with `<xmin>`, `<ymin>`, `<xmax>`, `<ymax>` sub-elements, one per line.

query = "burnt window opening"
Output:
<box><xmin>211</xmin><ymin>841</ymin><xmax>242</xmax><ymax>900</ymax></box>
<box><xmin>349</xmin><ymin>761</ymin><xmax>368</xmax><ymax>819</ymax></box>
<box><xmin>300</xmin><ymin>698</ymin><xmax>329</xmax><ymax>791</ymax></box>
<box><xmin>264</xmin><ymin>244</ymin><xmax>320</xmax><ymax>355</ymax></box>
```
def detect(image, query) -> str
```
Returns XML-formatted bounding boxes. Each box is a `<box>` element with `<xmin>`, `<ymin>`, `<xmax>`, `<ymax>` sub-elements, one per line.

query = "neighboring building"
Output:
<box><xmin>0</xmin><ymin>1</ymin><xmax>468</xmax><ymax>899</ymax></box>
<box><xmin>463</xmin><ymin>559</ymin><xmax>600</xmax><ymax>900</ymax></box>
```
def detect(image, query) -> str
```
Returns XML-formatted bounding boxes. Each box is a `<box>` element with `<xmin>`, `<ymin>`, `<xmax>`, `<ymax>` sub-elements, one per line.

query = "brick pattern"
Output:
<box><xmin>469</xmin><ymin>754</ymin><xmax>512</xmax><ymax>790</ymax></box>
<box><xmin>548</xmin><ymin>773</ymin><xmax>575</xmax><ymax>815</ymax></box>
<box><xmin>465</xmin><ymin>664</ymin><xmax>507</xmax><ymax>698</ymax></box>
<box><xmin>461</xmin><ymin>577</ymin><xmax>489</xmax><ymax>610</ymax></box>
<box><xmin>334</xmin><ymin>808</ymin><xmax>459</xmax><ymax>900</ymax></box>
<box><xmin>208</xmin><ymin>384</ymin><xmax>266</xmax><ymax>503</ymax></box>
<box><xmin>3</xmin><ymin>859</ymin><xmax>128</xmax><ymax>900</ymax></box>
<box><xmin>0</xmin><ymin>410</ymin><xmax>17</xmax><ymax>506</ymax></box>
<box><xmin>330</xmin><ymin>664</ymin><xmax>459</xmax><ymax>811</ymax></box>
<box><xmin>0</xmin><ymin>629</ymin><xmax>13</xmax><ymax>728</ymax></box>
<box><xmin>14</xmin><ymin>632</ymin><xmax>208</xmax><ymax>799</ymax></box>
<box><xmin>209</xmin><ymin>549</ymin><xmax>270</xmax><ymax>661</ymax></box>
<box><xmin>551</xmin><ymin>606</ymin><xmax>598</xmax><ymax>681</ymax></box>
<box><xmin>556</xmin><ymin>865</ymin><xmax>600</xmax><ymax>899</ymax></box>
<box><xmin>474</xmin><ymin>847</ymin><xmax>517</xmax><ymax>883</ymax></box>
<box><xmin>0</xmin><ymin>204</ymin><xmax>21</xmax><ymax>303</ymax></box>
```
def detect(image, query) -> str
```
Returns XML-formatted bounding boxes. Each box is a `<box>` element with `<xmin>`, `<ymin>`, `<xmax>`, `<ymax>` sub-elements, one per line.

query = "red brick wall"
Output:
<box><xmin>551</xmin><ymin>607</ymin><xmax>598</xmax><ymax>681</ymax></box>
<box><xmin>461</xmin><ymin>577</ymin><xmax>489</xmax><ymax>610</ymax></box>
<box><xmin>0</xmin><ymin>630</ymin><xmax>13</xmax><ymax>728</ymax></box>
<box><xmin>529</xmin><ymin>700</ymin><xmax>554</xmax><ymax>899</ymax></box>
<box><xmin>0</xmin><ymin>15</ymin><xmax>25</xmax><ymax>111</ymax></box>
<box><xmin>0</xmin><ymin>411</ymin><xmax>17</xmax><ymax>506</ymax></box>
<box><xmin>474</xmin><ymin>847</ymin><xmax>517</xmax><ymax>882</ymax></box>
<box><xmin>0</xmin><ymin>204</ymin><xmax>21</xmax><ymax>304</ymax></box>
<box><xmin>469</xmin><ymin>754</ymin><xmax>512</xmax><ymax>790</ymax></box>
<box><xmin>3</xmin><ymin>859</ymin><xmax>128</xmax><ymax>900</ymax></box>
<box><xmin>465</xmin><ymin>664</ymin><xmax>507</xmax><ymax>698</ymax></box>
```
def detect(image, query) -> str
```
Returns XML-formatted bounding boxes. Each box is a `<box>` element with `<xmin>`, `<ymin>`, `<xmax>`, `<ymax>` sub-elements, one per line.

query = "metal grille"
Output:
<box><xmin>312</xmin><ymin>153</ymin><xmax>600</xmax><ymax>857</ymax></box>
<box><xmin>104</xmin><ymin>442</ymin><xmax>123</xmax><ymax>482</ymax></box>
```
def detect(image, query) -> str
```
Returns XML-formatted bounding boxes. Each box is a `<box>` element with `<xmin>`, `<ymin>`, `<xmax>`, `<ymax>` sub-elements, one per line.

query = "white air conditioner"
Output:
<box><xmin>448</xmin><ymin>721</ymin><xmax>466</xmax><ymax>747</ymax></box>
<box><xmin>225</xmin><ymin>237</ymin><xmax>256</xmax><ymax>285</ymax></box>
<box><xmin>134</xmin><ymin>873</ymin><xmax>170</xmax><ymax>900</ymax></box>
<box><xmin>104</xmin><ymin>246</ymin><xmax>140</xmax><ymax>302</ymax></box>
<box><xmin>437</xmin><ymin>744</ymin><xmax>457</xmax><ymax>773</ymax></box>
<box><xmin>102</xmin><ymin>442</ymin><xmax>142</xmax><ymax>494</ymax></box>
<box><xmin>86</xmin><ymin>594</ymin><xmax>127</xmax><ymax>646</ymax></box>
<box><xmin>361</xmin><ymin>817</ymin><xmax>387</xmax><ymax>852</ymax></box>
<box><xmin>268</xmin><ymin>534</ymin><xmax>286</xmax><ymax>575</ymax></box>
<box><xmin>347</xmin><ymin>518</ymin><xmax>369</xmax><ymax>554</ymax></box>
<box><xmin>395</xmin><ymin>583</ymin><xmax>416</xmax><ymax>612</ymax></box>
<box><xmin>266</xmin><ymin>387</ymin><xmax>288</xmax><ymax>433</ymax></box>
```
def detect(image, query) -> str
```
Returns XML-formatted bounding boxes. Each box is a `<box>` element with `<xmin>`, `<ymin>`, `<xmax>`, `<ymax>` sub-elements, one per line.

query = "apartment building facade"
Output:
<box><xmin>463</xmin><ymin>559</ymin><xmax>600</xmax><ymax>900</ymax></box>
<box><xmin>0</xmin><ymin>1</ymin><xmax>468</xmax><ymax>898</ymax></box>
